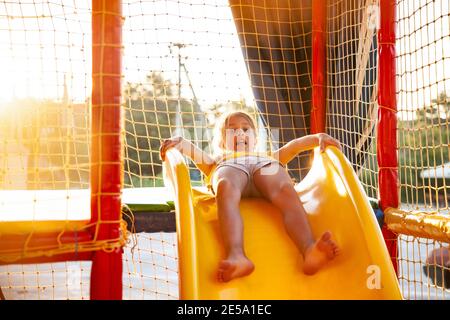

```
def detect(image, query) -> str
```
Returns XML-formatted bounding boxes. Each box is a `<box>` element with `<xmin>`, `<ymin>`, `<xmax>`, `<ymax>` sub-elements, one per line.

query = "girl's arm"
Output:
<box><xmin>272</xmin><ymin>133</ymin><xmax>341</xmax><ymax>165</ymax></box>
<box><xmin>160</xmin><ymin>136</ymin><xmax>216</xmax><ymax>177</ymax></box>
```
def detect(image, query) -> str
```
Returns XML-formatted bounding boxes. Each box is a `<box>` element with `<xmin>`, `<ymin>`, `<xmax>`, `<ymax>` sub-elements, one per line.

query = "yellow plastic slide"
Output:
<box><xmin>163</xmin><ymin>146</ymin><xmax>402</xmax><ymax>299</ymax></box>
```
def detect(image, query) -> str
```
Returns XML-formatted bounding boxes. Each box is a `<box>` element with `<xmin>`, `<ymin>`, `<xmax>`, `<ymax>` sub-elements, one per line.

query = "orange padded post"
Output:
<box><xmin>378</xmin><ymin>0</ymin><xmax>399</xmax><ymax>275</ymax></box>
<box><xmin>90</xmin><ymin>0</ymin><xmax>123</xmax><ymax>300</ymax></box>
<box><xmin>311</xmin><ymin>0</ymin><xmax>327</xmax><ymax>134</ymax></box>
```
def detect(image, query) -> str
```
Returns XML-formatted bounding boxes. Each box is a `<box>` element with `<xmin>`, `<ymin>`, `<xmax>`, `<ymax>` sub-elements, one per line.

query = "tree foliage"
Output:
<box><xmin>359</xmin><ymin>91</ymin><xmax>449</xmax><ymax>205</ymax></box>
<box><xmin>123</xmin><ymin>72</ymin><xmax>206</xmax><ymax>187</ymax></box>
<box><xmin>398</xmin><ymin>91</ymin><xmax>449</xmax><ymax>205</ymax></box>
<box><xmin>123</xmin><ymin>72</ymin><xmax>259</xmax><ymax>187</ymax></box>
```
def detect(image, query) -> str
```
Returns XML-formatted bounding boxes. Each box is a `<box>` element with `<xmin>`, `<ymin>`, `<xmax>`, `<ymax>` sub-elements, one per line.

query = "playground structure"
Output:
<box><xmin>164</xmin><ymin>146</ymin><xmax>402</xmax><ymax>299</ymax></box>
<box><xmin>0</xmin><ymin>0</ymin><xmax>448</xmax><ymax>299</ymax></box>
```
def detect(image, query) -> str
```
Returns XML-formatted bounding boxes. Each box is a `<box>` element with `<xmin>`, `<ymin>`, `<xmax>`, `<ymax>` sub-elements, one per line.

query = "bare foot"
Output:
<box><xmin>303</xmin><ymin>231</ymin><xmax>339</xmax><ymax>275</ymax></box>
<box><xmin>218</xmin><ymin>256</ymin><xmax>255</xmax><ymax>282</ymax></box>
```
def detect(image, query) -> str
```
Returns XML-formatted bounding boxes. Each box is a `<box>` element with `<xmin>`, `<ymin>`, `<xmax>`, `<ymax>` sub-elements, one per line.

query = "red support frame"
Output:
<box><xmin>377</xmin><ymin>0</ymin><xmax>399</xmax><ymax>274</ymax></box>
<box><xmin>90</xmin><ymin>0</ymin><xmax>123</xmax><ymax>299</ymax></box>
<box><xmin>310</xmin><ymin>0</ymin><xmax>327</xmax><ymax>134</ymax></box>
<box><xmin>0</xmin><ymin>231</ymin><xmax>93</xmax><ymax>265</ymax></box>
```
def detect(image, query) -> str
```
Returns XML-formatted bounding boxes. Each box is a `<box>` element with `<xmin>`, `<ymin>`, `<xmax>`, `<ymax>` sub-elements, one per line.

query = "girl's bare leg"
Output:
<box><xmin>253</xmin><ymin>163</ymin><xmax>339</xmax><ymax>275</ymax></box>
<box><xmin>213</xmin><ymin>167</ymin><xmax>255</xmax><ymax>282</ymax></box>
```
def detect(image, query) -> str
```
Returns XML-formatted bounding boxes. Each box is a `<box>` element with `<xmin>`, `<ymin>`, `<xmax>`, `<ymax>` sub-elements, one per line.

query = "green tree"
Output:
<box><xmin>398</xmin><ymin>91</ymin><xmax>449</xmax><ymax>205</ymax></box>
<box><xmin>358</xmin><ymin>92</ymin><xmax>449</xmax><ymax>206</ymax></box>
<box><xmin>123</xmin><ymin>72</ymin><xmax>206</xmax><ymax>187</ymax></box>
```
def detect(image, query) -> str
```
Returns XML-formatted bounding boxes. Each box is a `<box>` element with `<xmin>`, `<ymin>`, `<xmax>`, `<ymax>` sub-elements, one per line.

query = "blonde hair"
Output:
<box><xmin>212</xmin><ymin>110</ymin><xmax>258</xmax><ymax>156</ymax></box>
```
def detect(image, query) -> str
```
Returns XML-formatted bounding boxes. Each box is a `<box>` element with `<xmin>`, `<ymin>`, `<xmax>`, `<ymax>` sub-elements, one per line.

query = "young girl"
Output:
<box><xmin>160</xmin><ymin>110</ymin><xmax>341</xmax><ymax>282</ymax></box>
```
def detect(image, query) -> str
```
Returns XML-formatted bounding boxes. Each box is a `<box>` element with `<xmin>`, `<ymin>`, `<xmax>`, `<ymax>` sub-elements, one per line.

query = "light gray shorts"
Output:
<box><xmin>209</xmin><ymin>155</ymin><xmax>284</xmax><ymax>198</ymax></box>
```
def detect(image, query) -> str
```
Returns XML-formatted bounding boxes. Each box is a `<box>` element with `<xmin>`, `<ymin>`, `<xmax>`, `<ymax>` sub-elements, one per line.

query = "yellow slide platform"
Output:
<box><xmin>163</xmin><ymin>147</ymin><xmax>402</xmax><ymax>299</ymax></box>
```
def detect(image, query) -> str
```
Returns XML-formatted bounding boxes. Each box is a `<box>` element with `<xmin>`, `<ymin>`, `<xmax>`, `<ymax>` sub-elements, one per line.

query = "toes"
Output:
<box><xmin>326</xmin><ymin>249</ymin><xmax>336</xmax><ymax>259</ymax></box>
<box><xmin>321</xmin><ymin>231</ymin><xmax>332</xmax><ymax>242</ymax></box>
<box><xmin>318</xmin><ymin>233</ymin><xmax>339</xmax><ymax>260</ymax></box>
<box><xmin>330</xmin><ymin>245</ymin><xmax>340</xmax><ymax>258</ymax></box>
<box><xmin>328</xmin><ymin>250</ymin><xmax>337</xmax><ymax>259</ymax></box>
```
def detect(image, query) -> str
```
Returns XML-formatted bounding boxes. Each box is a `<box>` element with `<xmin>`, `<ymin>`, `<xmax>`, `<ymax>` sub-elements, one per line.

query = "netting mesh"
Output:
<box><xmin>122</xmin><ymin>0</ymin><xmax>264</xmax><ymax>189</ymax></box>
<box><xmin>0</xmin><ymin>0</ymin><xmax>93</xmax><ymax>294</ymax></box>
<box><xmin>397</xmin><ymin>0</ymin><xmax>449</xmax><ymax>212</ymax></box>
<box><xmin>120</xmin><ymin>0</ymin><xmax>264</xmax><ymax>300</ymax></box>
<box><xmin>395</xmin><ymin>0</ymin><xmax>450</xmax><ymax>300</ymax></box>
<box><xmin>229</xmin><ymin>0</ymin><xmax>314</xmax><ymax>181</ymax></box>
<box><xmin>0</xmin><ymin>1</ymin><xmax>91</xmax><ymax>190</ymax></box>
<box><xmin>123</xmin><ymin>233</ymin><xmax>178</xmax><ymax>299</ymax></box>
<box><xmin>326</xmin><ymin>0</ymin><xmax>379</xmax><ymax>200</ymax></box>
<box><xmin>0</xmin><ymin>261</ymin><xmax>91</xmax><ymax>300</ymax></box>
<box><xmin>325</xmin><ymin>0</ymin><xmax>449</xmax><ymax>300</ymax></box>
<box><xmin>0</xmin><ymin>0</ymin><xmax>125</xmax><ymax>299</ymax></box>
<box><xmin>0</xmin><ymin>0</ymin><xmax>449</xmax><ymax>300</ymax></box>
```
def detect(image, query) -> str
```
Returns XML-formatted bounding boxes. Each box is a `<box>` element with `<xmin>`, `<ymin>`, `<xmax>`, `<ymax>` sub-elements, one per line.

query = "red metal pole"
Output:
<box><xmin>311</xmin><ymin>0</ymin><xmax>327</xmax><ymax>134</ymax></box>
<box><xmin>90</xmin><ymin>0</ymin><xmax>123</xmax><ymax>299</ymax></box>
<box><xmin>377</xmin><ymin>0</ymin><xmax>399</xmax><ymax>274</ymax></box>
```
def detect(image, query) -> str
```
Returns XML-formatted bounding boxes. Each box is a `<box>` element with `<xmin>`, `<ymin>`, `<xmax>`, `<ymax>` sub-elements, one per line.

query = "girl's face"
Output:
<box><xmin>222</xmin><ymin>115</ymin><xmax>257</xmax><ymax>152</ymax></box>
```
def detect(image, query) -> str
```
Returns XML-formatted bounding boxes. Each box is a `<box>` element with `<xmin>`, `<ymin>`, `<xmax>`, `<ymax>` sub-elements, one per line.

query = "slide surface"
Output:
<box><xmin>164</xmin><ymin>147</ymin><xmax>402</xmax><ymax>299</ymax></box>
